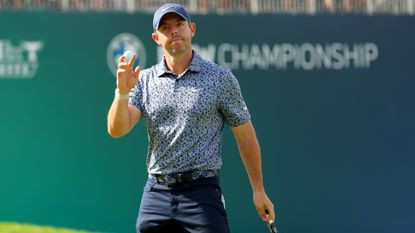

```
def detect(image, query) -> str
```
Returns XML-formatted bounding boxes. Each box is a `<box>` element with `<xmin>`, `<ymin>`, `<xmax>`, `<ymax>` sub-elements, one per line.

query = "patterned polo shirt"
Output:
<box><xmin>129</xmin><ymin>51</ymin><xmax>250</xmax><ymax>175</ymax></box>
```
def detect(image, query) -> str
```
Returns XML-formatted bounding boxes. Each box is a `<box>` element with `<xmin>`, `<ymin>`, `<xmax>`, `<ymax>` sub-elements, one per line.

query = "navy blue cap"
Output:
<box><xmin>153</xmin><ymin>3</ymin><xmax>191</xmax><ymax>30</ymax></box>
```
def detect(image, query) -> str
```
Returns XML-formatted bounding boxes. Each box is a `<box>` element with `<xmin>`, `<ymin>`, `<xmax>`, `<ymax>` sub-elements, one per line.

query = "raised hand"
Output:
<box><xmin>116</xmin><ymin>52</ymin><xmax>140</xmax><ymax>94</ymax></box>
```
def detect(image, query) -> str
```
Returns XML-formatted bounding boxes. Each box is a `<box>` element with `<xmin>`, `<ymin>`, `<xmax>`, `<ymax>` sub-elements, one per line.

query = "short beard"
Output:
<box><xmin>168</xmin><ymin>45</ymin><xmax>186</xmax><ymax>56</ymax></box>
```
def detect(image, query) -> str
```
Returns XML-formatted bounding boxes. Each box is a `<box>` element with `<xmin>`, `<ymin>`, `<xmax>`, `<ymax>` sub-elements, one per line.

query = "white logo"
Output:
<box><xmin>107</xmin><ymin>33</ymin><xmax>147</xmax><ymax>76</ymax></box>
<box><xmin>0</xmin><ymin>40</ymin><xmax>43</xmax><ymax>79</ymax></box>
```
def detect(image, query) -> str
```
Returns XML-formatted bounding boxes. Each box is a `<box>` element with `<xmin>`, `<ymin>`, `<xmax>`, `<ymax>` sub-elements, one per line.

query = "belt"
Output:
<box><xmin>150</xmin><ymin>169</ymin><xmax>219</xmax><ymax>186</ymax></box>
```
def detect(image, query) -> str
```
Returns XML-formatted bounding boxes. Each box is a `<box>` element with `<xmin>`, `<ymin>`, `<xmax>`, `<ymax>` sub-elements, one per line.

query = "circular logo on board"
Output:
<box><xmin>107</xmin><ymin>33</ymin><xmax>146</xmax><ymax>76</ymax></box>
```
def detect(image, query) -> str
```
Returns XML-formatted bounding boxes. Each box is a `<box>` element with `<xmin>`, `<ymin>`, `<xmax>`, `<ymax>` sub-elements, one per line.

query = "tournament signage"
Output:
<box><xmin>0</xmin><ymin>39</ymin><xmax>43</xmax><ymax>79</ymax></box>
<box><xmin>191</xmin><ymin>42</ymin><xmax>378</xmax><ymax>70</ymax></box>
<box><xmin>0</xmin><ymin>11</ymin><xmax>414</xmax><ymax>233</ymax></box>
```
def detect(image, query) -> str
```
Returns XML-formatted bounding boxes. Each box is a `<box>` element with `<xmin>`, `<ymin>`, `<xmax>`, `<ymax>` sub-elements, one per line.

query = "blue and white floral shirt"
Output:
<box><xmin>129</xmin><ymin>51</ymin><xmax>250</xmax><ymax>175</ymax></box>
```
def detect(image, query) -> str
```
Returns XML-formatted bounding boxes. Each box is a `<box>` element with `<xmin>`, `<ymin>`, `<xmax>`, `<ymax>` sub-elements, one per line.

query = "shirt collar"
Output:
<box><xmin>155</xmin><ymin>50</ymin><xmax>202</xmax><ymax>78</ymax></box>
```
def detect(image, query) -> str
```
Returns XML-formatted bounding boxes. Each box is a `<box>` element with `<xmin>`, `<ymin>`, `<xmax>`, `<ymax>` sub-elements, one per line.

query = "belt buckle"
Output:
<box><xmin>155</xmin><ymin>171</ymin><xmax>196</xmax><ymax>186</ymax></box>
<box><xmin>157</xmin><ymin>174</ymin><xmax>178</xmax><ymax>186</ymax></box>
<box><xmin>165</xmin><ymin>178</ymin><xmax>176</xmax><ymax>186</ymax></box>
<box><xmin>154</xmin><ymin>174</ymin><xmax>167</xmax><ymax>185</ymax></box>
<box><xmin>169</xmin><ymin>172</ymin><xmax>190</xmax><ymax>185</ymax></box>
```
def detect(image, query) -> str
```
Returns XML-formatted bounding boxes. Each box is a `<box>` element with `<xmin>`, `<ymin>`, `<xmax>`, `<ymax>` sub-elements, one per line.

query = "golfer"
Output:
<box><xmin>107</xmin><ymin>3</ymin><xmax>275</xmax><ymax>232</ymax></box>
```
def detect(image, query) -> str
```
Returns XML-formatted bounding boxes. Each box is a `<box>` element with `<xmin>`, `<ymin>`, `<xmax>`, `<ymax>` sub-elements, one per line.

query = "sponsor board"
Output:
<box><xmin>0</xmin><ymin>40</ymin><xmax>43</xmax><ymax>79</ymax></box>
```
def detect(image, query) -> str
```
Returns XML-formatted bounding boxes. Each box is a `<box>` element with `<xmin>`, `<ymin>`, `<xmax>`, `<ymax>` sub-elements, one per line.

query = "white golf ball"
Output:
<box><xmin>123</xmin><ymin>50</ymin><xmax>135</xmax><ymax>63</ymax></box>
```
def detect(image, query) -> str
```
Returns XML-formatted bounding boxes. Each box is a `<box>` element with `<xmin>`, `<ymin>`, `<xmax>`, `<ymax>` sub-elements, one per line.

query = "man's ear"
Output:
<box><xmin>190</xmin><ymin>22</ymin><xmax>196</xmax><ymax>38</ymax></box>
<box><xmin>152</xmin><ymin>32</ymin><xmax>160</xmax><ymax>45</ymax></box>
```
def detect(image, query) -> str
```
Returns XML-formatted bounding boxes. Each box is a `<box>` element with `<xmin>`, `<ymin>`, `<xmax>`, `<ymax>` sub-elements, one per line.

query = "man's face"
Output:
<box><xmin>152</xmin><ymin>13</ymin><xmax>195</xmax><ymax>56</ymax></box>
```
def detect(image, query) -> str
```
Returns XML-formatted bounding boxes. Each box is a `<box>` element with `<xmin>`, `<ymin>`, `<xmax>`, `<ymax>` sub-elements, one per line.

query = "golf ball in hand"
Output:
<box><xmin>123</xmin><ymin>50</ymin><xmax>135</xmax><ymax>63</ymax></box>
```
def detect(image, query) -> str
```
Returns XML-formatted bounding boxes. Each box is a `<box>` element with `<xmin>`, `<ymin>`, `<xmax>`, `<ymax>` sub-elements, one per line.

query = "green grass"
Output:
<box><xmin>0</xmin><ymin>222</ymin><xmax>102</xmax><ymax>233</ymax></box>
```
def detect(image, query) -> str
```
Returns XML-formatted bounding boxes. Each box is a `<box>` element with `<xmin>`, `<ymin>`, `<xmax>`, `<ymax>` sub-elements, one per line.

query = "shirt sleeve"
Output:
<box><xmin>219</xmin><ymin>71</ymin><xmax>251</xmax><ymax>127</ymax></box>
<box><xmin>128</xmin><ymin>75</ymin><xmax>143</xmax><ymax>111</ymax></box>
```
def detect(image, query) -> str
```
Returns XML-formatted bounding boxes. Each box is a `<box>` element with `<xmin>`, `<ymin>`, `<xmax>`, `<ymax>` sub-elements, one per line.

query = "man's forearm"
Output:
<box><xmin>239</xmin><ymin>135</ymin><xmax>265</xmax><ymax>193</ymax></box>
<box><xmin>232</xmin><ymin>121</ymin><xmax>265</xmax><ymax>193</ymax></box>
<box><xmin>232</xmin><ymin>121</ymin><xmax>275</xmax><ymax>221</ymax></box>
<box><xmin>107</xmin><ymin>97</ymin><xmax>132</xmax><ymax>138</ymax></box>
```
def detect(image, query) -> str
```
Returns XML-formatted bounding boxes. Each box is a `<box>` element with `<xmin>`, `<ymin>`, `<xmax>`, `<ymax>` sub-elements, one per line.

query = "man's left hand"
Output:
<box><xmin>253</xmin><ymin>191</ymin><xmax>275</xmax><ymax>222</ymax></box>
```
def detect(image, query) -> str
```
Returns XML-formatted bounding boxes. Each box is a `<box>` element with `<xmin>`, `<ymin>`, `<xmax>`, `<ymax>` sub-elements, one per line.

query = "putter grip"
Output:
<box><xmin>268</xmin><ymin>220</ymin><xmax>278</xmax><ymax>233</ymax></box>
<box><xmin>265</xmin><ymin>209</ymin><xmax>278</xmax><ymax>233</ymax></box>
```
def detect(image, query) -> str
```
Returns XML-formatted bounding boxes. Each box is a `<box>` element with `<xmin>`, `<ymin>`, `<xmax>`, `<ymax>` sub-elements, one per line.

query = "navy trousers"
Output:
<box><xmin>136</xmin><ymin>176</ymin><xmax>230</xmax><ymax>233</ymax></box>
